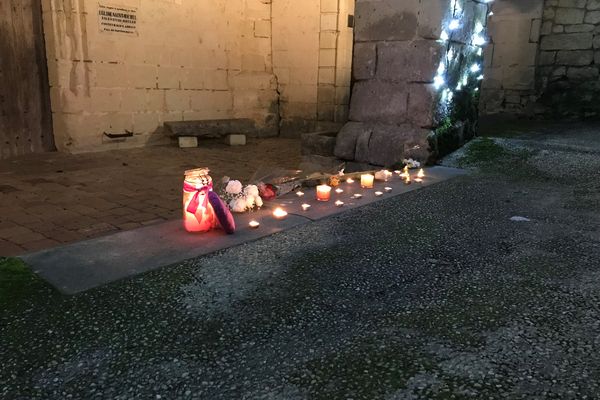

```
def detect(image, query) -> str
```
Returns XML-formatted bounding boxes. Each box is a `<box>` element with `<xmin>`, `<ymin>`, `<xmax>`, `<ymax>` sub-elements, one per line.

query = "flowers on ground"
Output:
<box><xmin>222</xmin><ymin>179</ymin><xmax>263</xmax><ymax>213</ymax></box>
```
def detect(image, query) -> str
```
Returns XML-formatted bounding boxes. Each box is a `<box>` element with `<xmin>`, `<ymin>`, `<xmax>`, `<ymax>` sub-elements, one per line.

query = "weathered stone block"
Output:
<box><xmin>334</xmin><ymin>122</ymin><xmax>370</xmax><ymax>160</ymax></box>
<box><xmin>417</xmin><ymin>0</ymin><xmax>450</xmax><ymax>39</ymax></box>
<box><xmin>566</xmin><ymin>66</ymin><xmax>599</xmax><ymax>80</ymax></box>
<box><xmin>556</xmin><ymin>50</ymin><xmax>594</xmax><ymax>65</ymax></box>
<box><xmin>348</xmin><ymin>81</ymin><xmax>408</xmax><ymax>124</ymax></box>
<box><xmin>377</xmin><ymin>40</ymin><xmax>444</xmax><ymax>82</ymax></box>
<box><xmin>301</xmin><ymin>131</ymin><xmax>337</xmax><ymax>156</ymax></box>
<box><xmin>354</xmin><ymin>0</ymin><xmax>419</xmax><ymax>42</ymax></box>
<box><xmin>564</xmin><ymin>24</ymin><xmax>595</xmax><ymax>33</ymax></box>
<box><xmin>555</xmin><ymin>8</ymin><xmax>585</xmax><ymax>24</ymax></box>
<box><xmin>366</xmin><ymin>124</ymin><xmax>430</xmax><ymax>166</ymax></box>
<box><xmin>225</xmin><ymin>134</ymin><xmax>246</xmax><ymax>146</ymax></box>
<box><xmin>540</xmin><ymin>33</ymin><xmax>593</xmax><ymax>50</ymax></box>
<box><xmin>407</xmin><ymin>84</ymin><xmax>436</xmax><ymax>128</ymax></box>
<box><xmin>539</xmin><ymin>51</ymin><xmax>557</xmax><ymax>65</ymax></box>
<box><xmin>558</xmin><ymin>0</ymin><xmax>586</xmax><ymax>7</ymax></box>
<box><xmin>353</xmin><ymin>43</ymin><xmax>377</xmax><ymax>80</ymax></box>
<box><xmin>178</xmin><ymin>137</ymin><xmax>198</xmax><ymax>148</ymax></box>
<box><xmin>585</xmin><ymin>11</ymin><xmax>600</xmax><ymax>24</ymax></box>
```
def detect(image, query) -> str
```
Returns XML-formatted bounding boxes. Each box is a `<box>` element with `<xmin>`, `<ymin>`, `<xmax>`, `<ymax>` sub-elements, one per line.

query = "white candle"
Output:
<box><xmin>361</xmin><ymin>174</ymin><xmax>374</xmax><ymax>189</ymax></box>
<box><xmin>335</xmin><ymin>200</ymin><xmax>344</xmax><ymax>207</ymax></box>
<box><xmin>384</xmin><ymin>187</ymin><xmax>392</xmax><ymax>193</ymax></box>
<box><xmin>296</xmin><ymin>191</ymin><xmax>305</xmax><ymax>197</ymax></box>
<box><xmin>249</xmin><ymin>220</ymin><xmax>260</xmax><ymax>229</ymax></box>
<box><xmin>415</xmin><ymin>178</ymin><xmax>423</xmax><ymax>183</ymax></box>
<box><xmin>335</xmin><ymin>188</ymin><xmax>344</xmax><ymax>194</ymax></box>
<box><xmin>301</xmin><ymin>203</ymin><xmax>311</xmax><ymax>211</ymax></box>
<box><xmin>316</xmin><ymin>185</ymin><xmax>332</xmax><ymax>201</ymax></box>
<box><xmin>375</xmin><ymin>191</ymin><xmax>384</xmax><ymax>197</ymax></box>
<box><xmin>273</xmin><ymin>208</ymin><xmax>288</xmax><ymax>219</ymax></box>
<box><xmin>346</xmin><ymin>178</ymin><xmax>355</xmax><ymax>184</ymax></box>
<box><xmin>352</xmin><ymin>193</ymin><xmax>363</xmax><ymax>199</ymax></box>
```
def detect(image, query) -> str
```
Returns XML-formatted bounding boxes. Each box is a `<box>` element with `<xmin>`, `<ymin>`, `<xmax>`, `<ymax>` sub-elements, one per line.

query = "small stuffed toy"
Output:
<box><xmin>208</xmin><ymin>191</ymin><xmax>236</xmax><ymax>234</ymax></box>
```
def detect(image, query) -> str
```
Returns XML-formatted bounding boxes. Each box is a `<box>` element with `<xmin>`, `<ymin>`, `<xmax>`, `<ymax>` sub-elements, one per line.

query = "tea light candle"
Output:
<box><xmin>417</xmin><ymin>168</ymin><xmax>425</xmax><ymax>178</ymax></box>
<box><xmin>361</xmin><ymin>174</ymin><xmax>374</xmax><ymax>189</ymax></box>
<box><xmin>399</xmin><ymin>166</ymin><xmax>409</xmax><ymax>179</ymax></box>
<box><xmin>374</xmin><ymin>191</ymin><xmax>384</xmax><ymax>197</ymax></box>
<box><xmin>273</xmin><ymin>208</ymin><xmax>288</xmax><ymax>219</ymax></box>
<box><xmin>352</xmin><ymin>193</ymin><xmax>363</xmax><ymax>199</ymax></box>
<box><xmin>415</xmin><ymin>178</ymin><xmax>423</xmax><ymax>183</ymax></box>
<box><xmin>296</xmin><ymin>191</ymin><xmax>305</xmax><ymax>197</ymax></box>
<box><xmin>335</xmin><ymin>188</ymin><xmax>344</xmax><ymax>194</ymax></box>
<box><xmin>249</xmin><ymin>220</ymin><xmax>260</xmax><ymax>229</ymax></box>
<box><xmin>335</xmin><ymin>200</ymin><xmax>344</xmax><ymax>207</ymax></box>
<box><xmin>384</xmin><ymin>187</ymin><xmax>393</xmax><ymax>193</ymax></box>
<box><xmin>346</xmin><ymin>178</ymin><xmax>355</xmax><ymax>184</ymax></box>
<box><xmin>316</xmin><ymin>184</ymin><xmax>332</xmax><ymax>201</ymax></box>
<box><xmin>301</xmin><ymin>203</ymin><xmax>311</xmax><ymax>211</ymax></box>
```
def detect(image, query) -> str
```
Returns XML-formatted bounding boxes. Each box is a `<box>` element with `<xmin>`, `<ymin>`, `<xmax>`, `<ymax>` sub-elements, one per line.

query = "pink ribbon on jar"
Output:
<box><xmin>183</xmin><ymin>181</ymin><xmax>212</xmax><ymax>215</ymax></box>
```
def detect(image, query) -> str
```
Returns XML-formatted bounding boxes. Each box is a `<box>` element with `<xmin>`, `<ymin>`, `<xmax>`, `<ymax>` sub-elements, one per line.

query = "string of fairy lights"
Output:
<box><xmin>433</xmin><ymin>0</ymin><xmax>494</xmax><ymax>107</ymax></box>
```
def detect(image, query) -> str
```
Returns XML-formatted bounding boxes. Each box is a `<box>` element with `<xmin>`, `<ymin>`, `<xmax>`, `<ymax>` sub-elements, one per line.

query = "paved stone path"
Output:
<box><xmin>2</xmin><ymin>122</ymin><xmax>600</xmax><ymax>399</ymax></box>
<box><xmin>0</xmin><ymin>139</ymin><xmax>301</xmax><ymax>255</ymax></box>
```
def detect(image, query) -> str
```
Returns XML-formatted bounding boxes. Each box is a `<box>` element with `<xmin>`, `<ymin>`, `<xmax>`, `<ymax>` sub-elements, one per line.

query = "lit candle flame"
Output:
<box><xmin>301</xmin><ymin>203</ymin><xmax>311</xmax><ymax>211</ymax></box>
<box><xmin>405</xmin><ymin>175</ymin><xmax>412</xmax><ymax>185</ymax></box>
<box><xmin>273</xmin><ymin>208</ymin><xmax>288</xmax><ymax>219</ymax></box>
<box><xmin>335</xmin><ymin>188</ymin><xmax>344</xmax><ymax>194</ymax></box>
<box><xmin>335</xmin><ymin>200</ymin><xmax>344</xmax><ymax>207</ymax></box>
<box><xmin>352</xmin><ymin>193</ymin><xmax>363</xmax><ymax>199</ymax></box>
<box><xmin>296</xmin><ymin>191</ymin><xmax>304</xmax><ymax>197</ymax></box>
<box><xmin>346</xmin><ymin>178</ymin><xmax>355</xmax><ymax>184</ymax></box>
<box><xmin>417</xmin><ymin>169</ymin><xmax>425</xmax><ymax>178</ymax></box>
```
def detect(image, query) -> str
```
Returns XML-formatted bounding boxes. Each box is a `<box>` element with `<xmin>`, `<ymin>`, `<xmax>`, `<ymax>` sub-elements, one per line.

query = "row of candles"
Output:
<box><xmin>248</xmin><ymin>168</ymin><xmax>426</xmax><ymax>229</ymax></box>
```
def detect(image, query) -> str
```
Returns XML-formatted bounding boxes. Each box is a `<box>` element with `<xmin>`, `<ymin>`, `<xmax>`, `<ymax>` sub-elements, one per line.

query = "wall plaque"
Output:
<box><xmin>98</xmin><ymin>4</ymin><xmax>138</xmax><ymax>35</ymax></box>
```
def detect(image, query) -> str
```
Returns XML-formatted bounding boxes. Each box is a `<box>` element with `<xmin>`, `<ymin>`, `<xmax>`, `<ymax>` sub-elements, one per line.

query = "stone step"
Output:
<box><xmin>301</xmin><ymin>131</ymin><xmax>338</xmax><ymax>157</ymax></box>
<box><xmin>164</xmin><ymin>119</ymin><xmax>257</xmax><ymax>138</ymax></box>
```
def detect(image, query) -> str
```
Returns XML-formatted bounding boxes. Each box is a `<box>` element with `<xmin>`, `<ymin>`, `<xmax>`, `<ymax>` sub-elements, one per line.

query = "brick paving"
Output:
<box><xmin>0</xmin><ymin>138</ymin><xmax>301</xmax><ymax>256</ymax></box>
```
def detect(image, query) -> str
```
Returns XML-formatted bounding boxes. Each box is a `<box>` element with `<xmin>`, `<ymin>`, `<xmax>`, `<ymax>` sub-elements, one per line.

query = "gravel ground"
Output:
<box><xmin>1</xmin><ymin>123</ymin><xmax>600</xmax><ymax>399</ymax></box>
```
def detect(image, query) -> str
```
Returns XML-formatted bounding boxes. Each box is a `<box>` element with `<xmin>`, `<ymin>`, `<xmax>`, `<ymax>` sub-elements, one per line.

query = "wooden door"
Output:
<box><xmin>0</xmin><ymin>0</ymin><xmax>54</xmax><ymax>159</ymax></box>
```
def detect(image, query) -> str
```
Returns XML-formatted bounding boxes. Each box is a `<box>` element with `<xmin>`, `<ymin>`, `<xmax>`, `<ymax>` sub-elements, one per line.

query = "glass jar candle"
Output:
<box><xmin>182</xmin><ymin>168</ymin><xmax>217</xmax><ymax>232</ymax></box>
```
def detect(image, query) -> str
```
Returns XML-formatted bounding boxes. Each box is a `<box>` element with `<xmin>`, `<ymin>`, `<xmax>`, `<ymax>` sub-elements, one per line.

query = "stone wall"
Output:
<box><xmin>272</xmin><ymin>0</ymin><xmax>354</xmax><ymax>136</ymax></box>
<box><xmin>42</xmin><ymin>0</ymin><xmax>354</xmax><ymax>153</ymax></box>
<box><xmin>537</xmin><ymin>0</ymin><xmax>600</xmax><ymax>117</ymax></box>
<box><xmin>480</xmin><ymin>0</ymin><xmax>545</xmax><ymax>116</ymax></box>
<box><xmin>335</xmin><ymin>0</ymin><xmax>492</xmax><ymax>166</ymax></box>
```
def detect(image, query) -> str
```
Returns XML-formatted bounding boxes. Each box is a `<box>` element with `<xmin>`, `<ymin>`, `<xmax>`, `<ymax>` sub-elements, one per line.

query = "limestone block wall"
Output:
<box><xmin>272</xmin><ymin>0</ymin><xmax>354</xmax><ymax>136</ymax></box>
<box><xmin>480</xmin><ymin>0</ymin><xmax>545</xmax><ymax>115</ymax></box>
<box><xmin>537</xmin><ymin>0</ymin><xmax>600</xmax><ymax>116</ymax></box>
<box><xmin>335</xmin><ymin>0</ymin><xmax>492</xmax><ymax>166</ymax></box>
<box><xmin>42</xmin><ymin>0</ymin><xmax>278</xmax><ymax>153</ymax></box>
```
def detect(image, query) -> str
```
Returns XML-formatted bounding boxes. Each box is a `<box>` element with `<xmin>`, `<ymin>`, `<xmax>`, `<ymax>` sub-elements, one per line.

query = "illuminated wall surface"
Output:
<box><xmin>335</xmin><ymin>0</ymin><xmax>493</xmax><ymax>166</ymax></box>
<box><xmin>42</xmin><ymin>0</ymin><xmax>354</xmax><ymax>153</ymax></box>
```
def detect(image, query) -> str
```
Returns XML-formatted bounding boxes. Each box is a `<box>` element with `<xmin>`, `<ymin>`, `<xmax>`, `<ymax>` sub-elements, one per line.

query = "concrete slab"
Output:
<box><xmin>21</xmin><ymin>166</ymin><xmax>466</xmax><ymax>295</ymax></box>
<box><xmin>22</xmin><ymin>211</ymin><xmax>310</xmax><ymax>295</ymax></box>
<box><xmin>268</xmin><ymin>166</ymin><xmax>468</xmax><ymax>221</ymax></box>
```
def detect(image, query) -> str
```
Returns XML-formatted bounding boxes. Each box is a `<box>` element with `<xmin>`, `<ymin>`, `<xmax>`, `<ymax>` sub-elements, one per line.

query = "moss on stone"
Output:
<box><xmin>459</xmin><ymin>137</ymin><xmax>507</xmax><ymax>165</ymax></box>
<box><xmin>0</xmin><ymin>257</ymin><xmax>54</xmax><ymax>312</ymax></box>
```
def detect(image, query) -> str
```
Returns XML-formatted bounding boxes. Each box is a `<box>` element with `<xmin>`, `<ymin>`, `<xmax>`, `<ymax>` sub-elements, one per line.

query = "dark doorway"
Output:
<box><xmin>0</xmin><ymin>0</ymin><xmax>54</xmax><ymax>159</ymax></box>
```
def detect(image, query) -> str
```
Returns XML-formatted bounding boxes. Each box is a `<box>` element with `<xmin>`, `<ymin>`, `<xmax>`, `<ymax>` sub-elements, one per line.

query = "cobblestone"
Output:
<box><xmin>0</xmin><ymin>139</ymin><xmax>301</xmax><ymax>255</ymax></box>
